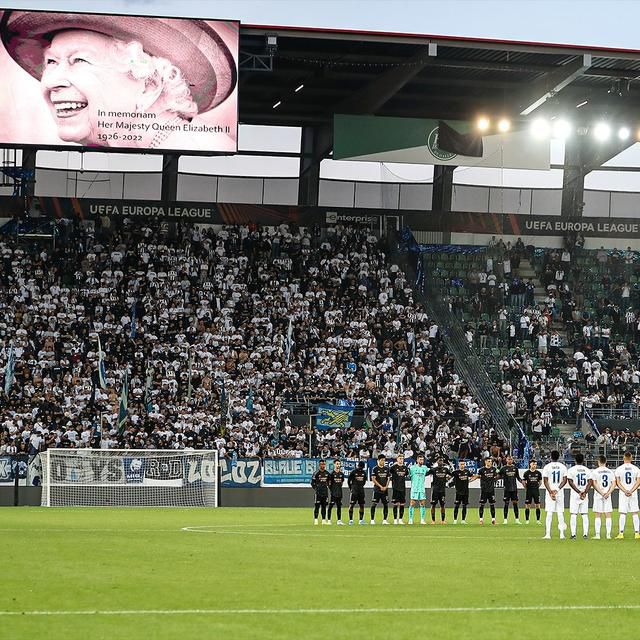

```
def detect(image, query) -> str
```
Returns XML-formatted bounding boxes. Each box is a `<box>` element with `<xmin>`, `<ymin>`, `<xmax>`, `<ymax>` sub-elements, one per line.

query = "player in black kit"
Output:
<box><xmin>389</xmin><ymin>453</ymin><xmax>409</xmax><ymax>525</ymax></box>
<box><xmin>522</xmin><ymin>459</ymin><xmax>543</xmax><ymax>524</ymax></box>
<box><xmin>450</xmin><ymin>460</ymin><xmax>471</xmax><ymax>524</ymax></box>
<box><xmin>370</xmin><ymin>454</ymin><xmax>390</xmax><ymax>525</ymax></box>
<box><xmin>473</xmin><ymin>457</ymin><xmax>498</xmax><ymax>525</ymax></box>
<box><xmin>311</xmin><ymin>459</ymin><xmax>331</xmax><ymax>525</ymax></box>
<box><xmin>499</xmin><ymin>455</ymin><xmax>522</xmax><ymax>525</ymax></box>
<box><xmin>327</xmin><ymin>459</ymin><xmax>345</xmax><ymax>525</ymax></box>
<box><xmin>348</xmin><ymin>461</ymin><xmax>367</xmax><ymax>525</ymax></box>
<box><xmin>429</xmin><ymin>458</ymin><xmax>452</xmax><ymax>525</ymax></box>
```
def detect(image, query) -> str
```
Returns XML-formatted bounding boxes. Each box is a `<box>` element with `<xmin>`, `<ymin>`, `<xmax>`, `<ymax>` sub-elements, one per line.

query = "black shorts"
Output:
<box><xmin>350</xmin><ymin>490</ymin><xmax>365</xmax><ymax>506</ymax></box>
<box><xmin>479</xmin><ymin>491</ymin><xmax>496</xmax><ymax>504</ymax></box>
<box><xmin>392</xmin><ymin>488</ymin><xmax>406</xmax><ymax>504</ymax></box>
<box><xmin>454</xmin><ymin>493</ymin><xmax>469</xmax><ymax>505</ymax></box>
<box><xmin>430</xmin><ymin>491</ymin><xmax>446</xmax><ymax>506</ymax></box>
<box><xmin>372</xmin><ymin>490</ymin><xmax>389</xmax><ymax>505</ymax></box>
<box><xmin>330</xmin><ymin>494</ymin><xmax>342</xmax><ymax>506</ymax></box>
<box><xmin>525</xmin><ymin>490</ymin><xmax>541</xmax><ymax>504</ymax></box>
<box><xmin>503</xmin><ymin>490</ymin><xmax>519</xmax><ymax>502</ymax></box>
<box><xmin>314</xmin><ymin>493</ymin><xmax>328</xmax><ymax>505</ymax></box>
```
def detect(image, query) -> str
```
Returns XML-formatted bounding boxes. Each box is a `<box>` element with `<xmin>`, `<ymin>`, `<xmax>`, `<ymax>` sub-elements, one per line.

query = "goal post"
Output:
<box><xmin>41</xmin><ymin>449</ymin><xmax>218</xmax><ymax>507</ymax></box>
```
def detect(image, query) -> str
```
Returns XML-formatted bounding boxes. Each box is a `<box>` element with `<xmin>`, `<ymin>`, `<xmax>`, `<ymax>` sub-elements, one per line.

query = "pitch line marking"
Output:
<box><xmin>181</xmin><ymin>525</ymin><xmax>546</xmax><ymax>539</ymax></box>
<box><xmin>0</xmin><ymin>524</ymin><xmax>295</xmax><ymax>533</ymax></box>
<box><xmin>0</xmin><ymin>528</ymin><xmax>181</xmax><ymax>533</ymax></box>
<box><xmin>1</xmin><ymin>605</ymin><xmax>639</xmax><ymax>617</ymax></box>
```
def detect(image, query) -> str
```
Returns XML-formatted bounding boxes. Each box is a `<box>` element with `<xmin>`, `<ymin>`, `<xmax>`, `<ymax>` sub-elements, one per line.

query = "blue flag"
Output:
<box><xmin>4</xmin><ymin>342</ymin><xmax>15</xmax><ymax>396</ymax></box>
<box><xmin>187</xmin><ymin>352</ymin><xmax>193</xmax><ymax>400</ymax></box>
<box><xmin>285</xmin><ymin>317</ymin><xmax>293</xmax><ymax>365</ymax></box>
<box><xmin>130</xmin><ymin>302</ymin><xmax>137</xmax><ymax>339</ymax></box>
<box><xmin>97</xmin><ymin>335</ymin><xmax>107</xmax><ymax>390</ymax></box>
<box><xmin>144</xmin><ymin>367</ymin><xmax>153</xmax><ymax>413</ymax></box>
<box><xmin>118</xmin><ymin>371</ymin><xmax>129</xmax><ymax>435</ymax></box>
<box><xmin>219</xmin><ymin>380</ymin><xmax>228</xmax><ymax>433</ymax></box>
<box><xmin>315</xmin><ymin>403</ymin><xmax>354</xmax><ymax>431</ymax></box>
<box><xmin>92</xmin><ymin>419</ymin><xmax>102</xmax><ymax>447</ymax></box>
<box><xmin>246</xmin><ymin>387</ymin><xmax>254</xmax><ymax>413</ymax></box>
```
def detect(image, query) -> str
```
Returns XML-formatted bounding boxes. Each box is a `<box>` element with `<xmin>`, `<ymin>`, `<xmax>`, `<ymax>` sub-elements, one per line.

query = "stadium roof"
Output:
<box><xmin>238</xmin><ymin>23</ymin><xmax>640</xmax><ymax>127</ymax></box>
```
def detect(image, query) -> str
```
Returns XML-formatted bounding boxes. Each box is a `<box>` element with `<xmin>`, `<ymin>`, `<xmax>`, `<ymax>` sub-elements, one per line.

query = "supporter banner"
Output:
<box><xmin>123</xmin><ymin>456</ymin><xmax>144</xmax><ymax>484</ymax></box>
<box><xmin>0</xmin><ymin>456</ymin><xmax>12</xmax><ymax>483</ymax></box>
<box><xmin>220</xmin><ymin>457</ymin><xmax>262</xmax><ymax>488</ymax></box>
<box><xmin>334</xmin><ymin>114</ymin><xmax>550</xmax><ymax>170</ymax></box>
<box><xmin>47</xmin><ymin>454</ymin><xmax>216</xmax><ymax>486</ymax></box>
<box><xmin>315</xmin><ymin>403</ymin><xmax>354</xmax><ymax>431</ymax></box>
<box><xmin>143</xmin><ymin>456</ymin><xmax>183</xmax><ymax>487</ymax></box>
<box><xmin>263</xmin><ymin>457</ymin><xmax>360</xmax><ymax>485</ymax></box>
<box><xmin>0</xmin><ymin>9</ymin><xmax>239</xmax><ymax>153</ymax></box>
<box><xmin>0</xmin><ymin>455</ymin><xmax>27</xmax><ymax>484</ymax></box>
<box><xmin>366</xmin><ymin>458</ymin><xmax>416</xmax><ymax>475</ymax></box>
<box><xmin>462</xmin><ymin>461</ymin><xmax>478</xmax><ymax>473</ymax></box>
<box><xmin>49</xmin><ymin>454</ymin><xmax>126</xmax><ymax>484</ymax></box>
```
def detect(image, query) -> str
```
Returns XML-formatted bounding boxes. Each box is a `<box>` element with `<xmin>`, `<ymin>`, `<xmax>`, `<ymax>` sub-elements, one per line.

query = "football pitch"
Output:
<box><xmin>3</xmin><ymin>507</ymin><xmax>639</xmax><ymax>640</ymax></box>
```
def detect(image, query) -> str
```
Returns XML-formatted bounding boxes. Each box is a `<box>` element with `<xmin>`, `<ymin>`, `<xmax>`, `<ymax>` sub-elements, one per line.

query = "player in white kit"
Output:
<box><xmin>566</xmin><ymin>453</ymin><xmax>591</xmax><ymax>539</ymax></box>
<box><xmin>614</xmin><ymin>451</ymin><xmax>640</xmax><ymax>539</ymax></box>
<box><xmin>591</xmin><ymin>455</ymin><xmax>615</xmax><ymax>539</ymax></box>
<box><xmin>541</xmin><ymin>450</ymin><xmax>568</xmax><ymax>540</ymax></box>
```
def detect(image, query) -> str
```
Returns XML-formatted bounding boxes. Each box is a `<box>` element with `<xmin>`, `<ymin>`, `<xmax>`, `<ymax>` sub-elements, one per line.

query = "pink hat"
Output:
<box><xmin>1</xmin><ymin>10</ymin><xmax>237</xmax><ymax>113</ymax></box>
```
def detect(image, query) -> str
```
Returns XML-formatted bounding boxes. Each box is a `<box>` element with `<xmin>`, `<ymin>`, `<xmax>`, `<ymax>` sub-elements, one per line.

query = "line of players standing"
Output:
<box><xmin>311</xmin><ymin>453</ymin><xmax>541</xmax><ymax>527</ymax></box>
<box><xmin>311</xmin><ymin>450</ymin><xmax>640</xmax><ymax>539</ymax></box>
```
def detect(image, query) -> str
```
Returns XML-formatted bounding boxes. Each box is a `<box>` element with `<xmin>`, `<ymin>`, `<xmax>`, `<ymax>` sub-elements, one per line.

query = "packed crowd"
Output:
<box><xmin>0</xmin><ymin>219</ymin><xmax>506</xmax><ymax>465</ymax></box>
<box><xmin>447</xmin><ymin>240</ymin><xmax>640</xmax><ymax>441</ymax></box>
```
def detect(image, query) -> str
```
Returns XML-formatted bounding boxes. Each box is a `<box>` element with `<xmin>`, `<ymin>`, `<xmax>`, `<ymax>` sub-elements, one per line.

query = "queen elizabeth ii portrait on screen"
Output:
<box><xmin>0</xmin><ymin>11</ymin><xmax>238</xmax><ymax>151</ymax></box>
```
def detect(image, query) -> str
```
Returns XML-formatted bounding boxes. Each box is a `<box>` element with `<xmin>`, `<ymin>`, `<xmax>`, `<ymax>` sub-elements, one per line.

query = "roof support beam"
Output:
<box><xmin>337</xmin><ymin>47</ymin><xmax>432</xmax><ymax>114</ymax></box>
<box><xmin>561</xmin><ymin>133</ymin><xmax>635</xmax><ymax>218</ymax></box>
<box><xmin>161</xmin><ymin>154</ymin><xmax>180</xmax><ymax>202</ymax></box>
<box><xmin>298</xmin><ymin>124</ymin><xmax>332</xmax><ymax>206</ymax></box>
<box><xmin>519</xmin><ymin>54</ymin><xmax>592</xmax><ymax>115</ymax></box>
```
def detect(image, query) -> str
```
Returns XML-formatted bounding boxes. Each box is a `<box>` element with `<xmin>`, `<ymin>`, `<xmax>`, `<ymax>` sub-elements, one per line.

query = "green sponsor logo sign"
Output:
<box><xmin>427</xmin><ymin>126</ymin><xmax>457</xmax><ymax>161</ymax></box>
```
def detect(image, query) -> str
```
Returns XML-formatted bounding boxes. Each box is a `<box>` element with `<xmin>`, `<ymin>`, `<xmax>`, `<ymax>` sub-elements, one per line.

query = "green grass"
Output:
<box><xmin>2</xmin><ymin>507</ymin><xmax>640</xmax><ymax>640</ymax></box>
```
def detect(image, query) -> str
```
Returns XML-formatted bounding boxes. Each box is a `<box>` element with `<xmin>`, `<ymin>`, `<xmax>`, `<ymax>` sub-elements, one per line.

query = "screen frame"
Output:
<box><xmin>0</xmin><ymin>7</ymin><xmax>240</xmax><ymax>157</ymax></box>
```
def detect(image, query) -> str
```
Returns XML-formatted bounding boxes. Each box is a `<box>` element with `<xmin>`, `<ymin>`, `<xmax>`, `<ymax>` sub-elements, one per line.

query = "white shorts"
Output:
<box><xmin>569</xmin><ymin>494</ymin><xmax>589</xmax><ymax>514</ymax></box>
<box><xmin>618</xmin><ymin>493</ymin><xmax>640</xmax><ymax>514</ymax></box>
<box><xmin>592</xmin><ymin>495</ymin><xmax>613</xmax><ymax>513</ymax></box>
<box><xmin>545</xmin><ymin>491</ymin><xmax>565</xmax><ymax>513</ymax></box>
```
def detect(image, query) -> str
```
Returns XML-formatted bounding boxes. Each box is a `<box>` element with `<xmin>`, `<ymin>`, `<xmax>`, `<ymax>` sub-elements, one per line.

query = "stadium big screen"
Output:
<box><xmin>0</xmin><ymin>9</ymin><xmax>239</xmax><ymax>153</ymax></box>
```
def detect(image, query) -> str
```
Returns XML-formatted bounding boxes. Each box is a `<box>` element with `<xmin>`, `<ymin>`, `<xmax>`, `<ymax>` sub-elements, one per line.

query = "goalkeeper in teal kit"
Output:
<box><xmin>408</xmin><ymin>453</ymin><xmax>429</xmax><ymax>525</ymax></box>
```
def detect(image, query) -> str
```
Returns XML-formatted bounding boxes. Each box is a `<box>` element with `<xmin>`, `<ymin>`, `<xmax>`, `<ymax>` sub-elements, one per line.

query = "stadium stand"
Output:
<box><xmin>421</xmin><ymin>239</ymin><xmax>640</xmax><ymax>466</ymax></box>
<box><xmin>0</xmin><ymin>219</ymin><xmax>511</xmax><ymax>466</ymax></box>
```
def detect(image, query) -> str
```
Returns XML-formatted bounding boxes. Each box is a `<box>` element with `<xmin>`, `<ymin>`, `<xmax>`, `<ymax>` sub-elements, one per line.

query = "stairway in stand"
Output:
<box><xmin>517</xmin><ymin>257</ymin><xmax>577</xmax><ymax>440</ymax></box>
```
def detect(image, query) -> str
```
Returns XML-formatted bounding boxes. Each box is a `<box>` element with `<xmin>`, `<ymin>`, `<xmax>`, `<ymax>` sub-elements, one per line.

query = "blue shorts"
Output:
<box><xmin>410</xmin><ymin>491</ymin><xmax>426</xmax><ymax>502</ymax></box>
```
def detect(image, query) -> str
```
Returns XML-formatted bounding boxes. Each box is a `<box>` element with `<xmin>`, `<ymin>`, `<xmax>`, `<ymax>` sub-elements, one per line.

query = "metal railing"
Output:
<box><xmin>587</xmin><ymin>405</ymin><xmax>640</xmax><ymax>420</ymax></box>
<box><xmin>393</xmin><ymin>239</ymin><xmax>521</xmax><ymax>448</ymax></box>
<box><xmin>284</xmin><ymin>401</ymin><xmax>366</xmax><ymax>417</ymax></box>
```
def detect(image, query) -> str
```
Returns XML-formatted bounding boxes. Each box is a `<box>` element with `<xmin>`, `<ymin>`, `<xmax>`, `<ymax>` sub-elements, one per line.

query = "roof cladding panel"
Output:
<box><xmin>239</xmin><ymin>25</ymin><xmax>640</xmax><ymax>127</ymax></box>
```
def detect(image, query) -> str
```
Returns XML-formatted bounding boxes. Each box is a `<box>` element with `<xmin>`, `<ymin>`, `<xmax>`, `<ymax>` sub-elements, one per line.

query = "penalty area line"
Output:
<box><xmin>1</xmin><ymin>605</ymin><xmax>639</xmax><ymax>617</ymax></box>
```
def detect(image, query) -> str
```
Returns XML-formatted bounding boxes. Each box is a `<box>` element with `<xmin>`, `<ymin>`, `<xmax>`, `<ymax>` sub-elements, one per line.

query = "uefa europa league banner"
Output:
<box><xmin>334</xmin><ymin>114</ymin><xmax>550</xmax><ymax>170</ymax></box>
<box><xmin>0</xmin><ymin>9</ymin><xmax>239</xmax><ymax>153</ymax></box>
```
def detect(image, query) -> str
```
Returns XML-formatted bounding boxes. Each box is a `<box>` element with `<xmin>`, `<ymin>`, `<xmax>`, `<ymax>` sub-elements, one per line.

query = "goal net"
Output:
<box><xmin>41</xmin><ymin>449</ymin><xmax>218</xmax><ymax>507</ymax></box>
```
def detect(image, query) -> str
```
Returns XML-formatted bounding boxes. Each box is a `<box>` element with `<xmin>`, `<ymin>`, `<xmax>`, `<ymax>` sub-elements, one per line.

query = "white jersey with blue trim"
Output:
<box><xmin>615</xmin><ymin>463</ymin><xmax>640</xmax><ymax>493</ymax></box>
<box><xmin>541</xmin><ymin>461</ymin><xmax>567</xmax><ymax>491</ymax></box>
